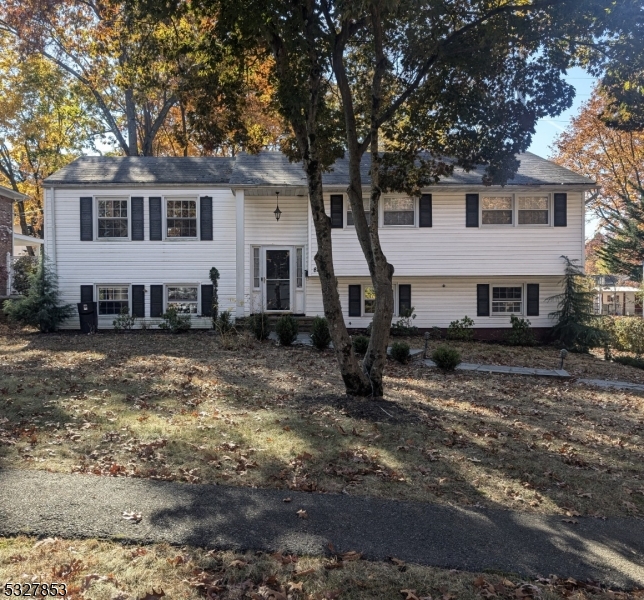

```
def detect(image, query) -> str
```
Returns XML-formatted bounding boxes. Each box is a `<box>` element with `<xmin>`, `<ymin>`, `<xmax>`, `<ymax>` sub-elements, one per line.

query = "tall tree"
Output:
<box><xmin>0</xmin><ymin>32</ymin><xmax>98</xmax><ymax>243</ymax></box>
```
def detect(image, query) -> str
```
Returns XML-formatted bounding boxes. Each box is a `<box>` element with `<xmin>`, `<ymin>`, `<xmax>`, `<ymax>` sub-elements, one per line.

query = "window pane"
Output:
<box><xmin>347</xmin><ymin>210</ymin><xmax>371</xmax><ymax>226</ymax></box>
<box><xmin>482</xmin><ymin>210</ymin><xmax>513</xmax><ymax>225</ymax></box>
<box><xmin>98</xmin><ymin>286</ymin><xmax>129</xmax><ymax>315</ymax></box>
<box><xmin>492</xmin><ymin>287</ymin><xmax>522</xmax><ymax>314</ymax></box>
<box><xmin>364</xmin><ymin>286</ymin><xmax>376</xmax><ymax>314</ymax></box>
<box><xmin>518</xmin><ymin>210</ymin><xmax>549</xmax><ymax>224</ymax></box>
<box><xmin>296</xmin><ymin>247</ymin><xmax>303</xmax><ymax>288</ymax></box>
<box><xmin>385</xmin><ymin>197</ymin><xmax>414</xmax><ymax>211</ymax></box>
<box><xmin>166</xmin><ymin>199</ymin><xmax>197</xmax><ymax>237</ymax></box>
<box><xmin>167</xmin><ymin>286</ymin><xmax>198</xmax><ymax>314</ymax></box>
<box><xmin>384</xmin><ymin>197</ymin><xmax>414</xmax><ymax>226</ymax></box>
<box><xmin>97</xmin><ymin>198</ymin><xmax>128</xmax><ymax>238</ymax></box>
<box><xmin>482</xmin><ymin>196</ymin><xmax>512</xmax><ymax>210</ymax></box>
<box><xmin>253</xmin><ymin>247</ymin><xmax>260</xmax><ymax>288</ymax></box>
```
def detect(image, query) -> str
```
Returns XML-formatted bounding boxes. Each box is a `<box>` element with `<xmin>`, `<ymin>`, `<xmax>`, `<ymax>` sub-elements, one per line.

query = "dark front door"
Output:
<box><xmin>265</xmin><ymin>249</ymin><xmax>290</xmax><ymax>311</ymax></box>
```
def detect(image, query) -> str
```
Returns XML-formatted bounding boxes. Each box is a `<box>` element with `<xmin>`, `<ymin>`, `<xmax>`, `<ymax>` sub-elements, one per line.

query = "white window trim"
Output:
<box><xmin>95</xmin><ymin>284</ymin><xmax>131</xmax><ymax>316</ymax></box>
<box><xmin>94</xmin><ymin>196</ymin><xmax>131</xmax><ymax>241</ymax></box>
<box><xmin>489</xmin><ymin>283</ymin><xmax>524</xmax><ymax>318</ymax></box>
<box><xmin>163</xmin><ymin>196</ymin><xmax>199</xmax><ymax>241</ymax></box>
<box><xmin>165</xmin><ymin>283</ymin><xmax>200</xmax><ymax>316</ymax></box>
<box><xmin>381</xmin><ymin>196</ymin><xmax>418</xmax><ymax>228</ymax></box>
<box><xmin>480</xmin><ymin>193</ymin><xmax>552</xmax><ymax>228</ymax></box>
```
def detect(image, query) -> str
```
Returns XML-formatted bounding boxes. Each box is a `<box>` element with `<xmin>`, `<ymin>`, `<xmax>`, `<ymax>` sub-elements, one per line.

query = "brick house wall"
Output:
<box><xmin>0</xmin><ymin>192</ymin><xmax>12</xmax><ymax>296</ymax></box>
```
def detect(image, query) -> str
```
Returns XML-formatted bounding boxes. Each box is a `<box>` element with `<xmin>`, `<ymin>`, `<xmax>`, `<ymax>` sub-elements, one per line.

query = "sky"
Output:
<box><xmin>527</xmin><ymin>66</ymin><xmax>597</xmax><ymax>159</ymax></box>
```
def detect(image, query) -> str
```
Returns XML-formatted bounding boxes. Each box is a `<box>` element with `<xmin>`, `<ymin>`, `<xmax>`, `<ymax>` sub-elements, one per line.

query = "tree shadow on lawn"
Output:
<box><xmin>2</xmin><ymin>331</ymin><xmax>644</xmax><ymax>523</ymax></box>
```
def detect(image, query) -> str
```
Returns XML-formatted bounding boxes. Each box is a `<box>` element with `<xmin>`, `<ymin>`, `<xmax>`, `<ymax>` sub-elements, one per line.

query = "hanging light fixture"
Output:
<box><xmin>273</xmin><ymin>191</ymin><xmax>282</xmax><ymax>221</ymax></box>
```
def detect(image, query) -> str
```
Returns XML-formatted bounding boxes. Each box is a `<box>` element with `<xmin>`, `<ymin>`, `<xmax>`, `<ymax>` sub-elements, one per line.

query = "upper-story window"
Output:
<box><xmin>347</xmin><ymin>201</ymin><xmax>371</xmax><ymax>226</ymax></box>
<box><xmin>383</xmin><ymin>197</ymin><xmax>415</xmax><ymax>226</ymax></box>
<box><xmin>166</xmin><ymin>198</ymin><xmax>197</xmax><ymax>238</ymax></box>
<box><xmin>482</xmin><ymin>196</ymin><xmax>513</xmax><ymax>225</ymax></box>
<box><xmin>97</xmin><ymin>197</ymin><xmax>128</xmax><ymax>238</ymax></box>
<box><xmin>518</xmin><ymin>195</ymin><xmax>549</xmax><ymax>225</ymax></box>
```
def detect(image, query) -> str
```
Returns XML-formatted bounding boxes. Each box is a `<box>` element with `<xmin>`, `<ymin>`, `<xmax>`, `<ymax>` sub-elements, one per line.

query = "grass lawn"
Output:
<box><xmin>0</xmin><ymin>536</ymin><xmax>636</xmax><ymax>600</ymax></box>
<box><xmin>0</xmin><ymin>326</ymin><xmax>643</xmax><ymax>520</ymax></box>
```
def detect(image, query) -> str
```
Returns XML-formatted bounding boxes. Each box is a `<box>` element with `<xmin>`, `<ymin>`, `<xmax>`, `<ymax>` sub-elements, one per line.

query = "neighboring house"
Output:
<box><xmin>42</xmin><ymin>151</ymin><xmax>593</xmax><ymax>335</ymax></box>
<box><xmin>593</xmin><ymin>275</ymin><xmax>643</xmax><ymax>317</ymax></box>
<box><xmin>0</xmin><ymin>184</ymin><xmax>44</xmax><ymax>297</ymax></box>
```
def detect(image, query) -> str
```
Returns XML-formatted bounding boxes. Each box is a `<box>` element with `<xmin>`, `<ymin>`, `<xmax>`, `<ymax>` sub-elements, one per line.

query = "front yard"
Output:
<box><xmin>0</xmin><ymin>326</ymin><xmax>643</xmax><ymax>520</ymax></box>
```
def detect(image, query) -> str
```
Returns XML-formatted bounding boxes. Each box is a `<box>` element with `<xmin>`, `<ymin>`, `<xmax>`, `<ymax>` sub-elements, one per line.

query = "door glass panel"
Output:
<box><xmin>266</xmin><ymin>250</ymin><xmax>290</xmax><ymax>310</ymax></box>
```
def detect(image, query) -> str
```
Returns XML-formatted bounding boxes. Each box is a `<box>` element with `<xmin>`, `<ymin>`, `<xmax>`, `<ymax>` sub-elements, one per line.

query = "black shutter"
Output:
<box><xmin>132</xmin><ymin>285</ymin><xmax>145</xmax><ymax>318</ymax></box>
<box><xmin>201</xmin><ymin>284</ymin><xmax>214</xmax><ymax>317</ymax></box>
<box><xmin>554</xmin><ymin>193</ymin><xmax>567</xmax><ymax>227</ymax></box>
<box><xmin>200</xmin><ymin>196</ymin><xmax>213</xmax><ymax>241</ymax></box>
<box><xmin>419</xmin><ymin>194</ymin><xmax>432</xmax><ymax>227</ymax></box>
<box><xmin>330</xmin><ymin>195</ymin><xmax>343</xmax><ymax>228</ymax></box>
<box><xmin>80</xmin><ymin>285</ymin><xmax>94</xmax><ymax>303</ymax></box>
<box><xmin>477</xmin><ymin>284</ymin><xmax>489</xmax><ymax>317</ymax></box>
<box><xmin>399</xmin><ymin>284</ymin><xmax>412</xmax><ymax>314</ymax></box>
<box><xmin>348</xmin><ymin>285</ymin><xmax>361</xmax><ymax>317</ymax></box>
<box><xmin>526</xmin><ymin>284</ymin><xmax>540</xmax><ymax>317</ymax></box>
<box><xmin>131</xmin><ymin>197</ymin><xmax>144</xmax><ymax>241</ymax></box>
<box><xmin>149</xmin><ymin>197</ymin><xmax>162</xmax><ymax>240</ymax></box>
<box><xmin>80</xmin><ymin>197</ymin><xmax>93</xmax><ymax>241</ymax></box>
<box><xmin>150</xmin><ymin>285</ymin><xmax>163</xmax><ymax>317</ymax></box>
<box><xmin>466</xmin><ymin>194</ymin><xmax>479</xmax><ymax>227</ymax></box>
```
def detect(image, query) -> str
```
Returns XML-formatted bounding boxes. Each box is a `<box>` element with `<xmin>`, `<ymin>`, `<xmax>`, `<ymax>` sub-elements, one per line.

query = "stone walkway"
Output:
<box><xmin>578</xmin><ymin>378</ymin><xmax>644</xmax><ymax>392</ymax></box>
<box><xmin>424</xmin><ymin>359</ymin><xmax>569</xmax><ymax>378</ymax></box>
<box><xmin>1</xmin><ymin>468</ymin><xmax>643</xmax><ymax>588</ymax></box>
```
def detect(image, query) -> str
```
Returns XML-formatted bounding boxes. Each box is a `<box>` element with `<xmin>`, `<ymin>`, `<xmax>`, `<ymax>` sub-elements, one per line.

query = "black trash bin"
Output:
<box><xmin>77</xmin><ymin>302</ymin><xmax>98</xmax><ymax>333</ymax></box>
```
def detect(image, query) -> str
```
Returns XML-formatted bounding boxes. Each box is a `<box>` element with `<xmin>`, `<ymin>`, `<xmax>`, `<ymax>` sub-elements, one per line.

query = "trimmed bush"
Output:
<box><xmin>504</xmin><ymin>315</ymin><xmax>536</xmax><ymax>346</ymax></box>
<box><xmin>248</xmin><ymin>312</ymin><xmax>270</xmax><ymax>340</ymax></box>
<box><xmin>613</xmin><ymin>317</ymin><xmax>644</xmax><ymax>357</ymax></box>
<box><xmin>159</xmin><ymin>305</ymin><xmax>191</xmax><ymax>333</ymax></box>
<box><xmin>215</xmin><ymin>310</ymin><xmax>234</xmax><ymax>335</ymax></box>
<box><xmin>275</xmin><ymin>314</ymin><xmax>299</xmax><ymax>346</ymax></box>
<box><xmin>432</xmin><ymin>346</ymin><xmax>461</xmax><ymax>371</ymax></box>
<box><xmin>113</xmin><ymin>307</ymin><xmax>136</xmax><ymax>332</ymax></box>
<box><xmin>310</xmin><ymin>316</ymin><xmax>332</xmax><ymax>350</ymax></box>
<box><xmin>352</xmin><ymin>335</ymin><xmax>369</xmax><ymax>354</ymax></box>
<box><xmin>390</xmin><ymin>341</ymin><xmax>410</xmax><ymax>363</ymax></box>
<box><xmin>613</xmin><ymin>355</ymin><xmax>644</xmax><ymax>370</ymax></box>
<box><xmin>446</xmin><ymin>316</ymin><xmax>474</xmax><ymax>341</ymax></box>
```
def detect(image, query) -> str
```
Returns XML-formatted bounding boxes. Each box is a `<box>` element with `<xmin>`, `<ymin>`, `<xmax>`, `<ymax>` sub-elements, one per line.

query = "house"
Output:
<box><xmin>0</xmin><ymin>184</ymin><xmax>44</xmax><ymax>297</ymax></box>
<box><xmin>42</xmin><ymin>151</ymin><xmax>593</xmax><ymax>336</ymax></box>
<box><xmin>593</xmin><ymin>275</ymin><xmax>643</xmax><ymax>316</ymax></box>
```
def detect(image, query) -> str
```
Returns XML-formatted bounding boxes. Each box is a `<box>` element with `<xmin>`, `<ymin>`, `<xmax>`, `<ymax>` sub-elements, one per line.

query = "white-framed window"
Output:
<box><xmin>167</xmin><ymin>285</ymin><xmax>198</xmax><ymax>314</ymax></box>
<box><xmin>165</xmin><ymin>197</ymin><xmax>197</xmax><ymax>238</ymax></box>
<box><xmin>482</xmin><ymin>195</ymin><xmax>513</xmax><ymax>225</ymax></box>
<box><xmin>347</xmin><ymin>201</ymin><xmax>371</xmax><ymax>227</ymax></box>
<box><xmin>296</xmin><ymin>247</ymin><xmax>303</xmax><ymax>288</ymax></box>
<box><xmin>364</xmin><ymin>286</ymin><xmax>376</xmax><ymax>314</ymax></box>
<box><xmin>97</xmin><ymin>285</ymin><xmax>129</xmax><ymax>315</ymax></box>
<box><xmin>97</xmin><ymin>197</ymin><xmax>129</xmax><ymax>238</ymax></box>
<box><xmin>481</xmin><ymin>194</ymin><xmax>551</xmax><ymax>227</ymax></box>
<box><xmin>518</xmin><ymin>195</ymin><xmax>549</xmax><ymax>225</ymax></box>
<box><xmin>252</xmin><ymin>247</ymin><xmax>260</xmax><ymax>289</ymax></box>
<box><xmin>383</xmin><ymin>197</ymin><xmax>415</xmax><ymax>226</ymax></box>
<box><xmin>492</xmin><ymin>286</ymin><xmax>523</xmax><ymax>314</ymax></box>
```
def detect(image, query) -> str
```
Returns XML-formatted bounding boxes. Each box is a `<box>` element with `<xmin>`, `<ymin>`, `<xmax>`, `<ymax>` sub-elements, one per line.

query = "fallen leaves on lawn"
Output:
<box><xmin>138</xmin><ymin>590</ymin><xmax>165</xmax><ymax>600</ymax></box>
<box><xmin>122</xmin><ymin>511</ymin><xmax>142</xmax><ymax>523</ymax></box>
<box><xmin>296</xmin><ymin>509</ymin><xmax>308</xmax><ymax>519</ymax></box>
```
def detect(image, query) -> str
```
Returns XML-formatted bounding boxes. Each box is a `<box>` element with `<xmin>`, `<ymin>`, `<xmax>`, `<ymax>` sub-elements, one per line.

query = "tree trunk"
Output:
<box><xmin>125</xmin><ymin>88</ymin><xmax>138</xmax><ymax>156</ymax></box>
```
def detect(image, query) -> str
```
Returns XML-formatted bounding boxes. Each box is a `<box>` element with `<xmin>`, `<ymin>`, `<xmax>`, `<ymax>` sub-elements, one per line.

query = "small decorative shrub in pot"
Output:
<box><xmin>275</xmin><ymin>314</ymin><xmax>299</xmax><ymax>346</ymax></box>
<box><xmin>432</xmin><ymin>346</ymin><xmax>461</xmax><ymax>371</ymax></box>
<box><xmin>248</xmin><ymin>312</ymin><xmax>270</xmax><ymax>340</ymax></box>
<box><xmin>352</xmin><ymin>335</ymin><xmax>369</xmax><ymax>354</ymax></box>
<box><xmin>310</xmin><ymin>316</ymin><xmax>332</xmax><ymax>350</ymax></box>
<box><xmin>390</xmin><ymin>341</ymin><xmax>410</xmax><ymax>363</ymax></box>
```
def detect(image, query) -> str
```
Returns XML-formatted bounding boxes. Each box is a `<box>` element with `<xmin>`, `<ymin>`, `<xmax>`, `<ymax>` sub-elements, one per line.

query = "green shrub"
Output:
<box><xmin>390</xmin><ymin>341</ymin><xmax>410</xmax><ymax>363</ymax></box>
<box><xmin>248</xmin><ymin>312</ymin><xmax>270</xmax><ymax>340</ymax></box>
<box><xmin>428</xmin><ymin>326</ymin><xmax>443</xmax><ymax>340</ymax></box>
<box><xmin>158</xmin><ymin>305</ymin><xmax>191</xmax><ymax>333</ymax></box>
<box><xmin>209</xmin><ymin>267</ymin><xmax>220</xmax><ymax>324</ymax></box>
<box><xmin>310</xmin><ymin>316</ymin><xmax>332</xmax><ymax>350</ymax></box>
<box><xmin>612</xmin><ymin>317</ymin><xmax>644</xmax><ymax>357</ymax></box>
<box><xmin>504</xmin><ymin>315</ymin><xmax>536</xmax><ymax>346</ymax></box>
<box><xmin>352</xmin><ymin>335</ymin><xmax>369</xmax><ymax>354</ymax></box>
<box><xmin>11</xmin><ymin>255</ymin><xmax>38</xmax><ymax>295</ymax></box>
<box><xmin>215</xmin><ymin>310</ymin><xmax>234</xmax><ymax>335</ymax></box>
<box><xmin>613</xmin><ymin>355</ymin><xmax>644</xmax><ymax>370</ymax></box>
<box><xmin>391</xmin><ymin>307</ymin><xmax>418</xmax><ymax>336</ymax></box>
<box><xmin>113</xmin><ymin>307</ymin><xmax>136</xmax><ymax>332</ymax></box>
<box><xmin>446</xmin><ymin>316</ymin><xmax>474</xmax><ymax>341</ymax></box>
<box><xmin>432</xmin><ymin>346</ymin><xmax>462</xmax><ymax>370</ymax></box>
<box><xmin>4</xmin><ymin>255</ymin><xmax>74</xmax><ymax>332</ymax></box>
<box><xmin>275</xmin><ymin>314</ymin><xmax>298</xmax><ymax>346</ymax></box>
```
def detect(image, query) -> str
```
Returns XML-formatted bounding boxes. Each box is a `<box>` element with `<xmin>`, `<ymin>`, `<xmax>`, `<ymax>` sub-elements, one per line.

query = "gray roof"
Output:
<box><xmin>44</xmin><ymin>156</ymin><xmax>235</xmax><ymax>186</ymax></box>
<box><xmin>44</xmin><ymin>151</ymin><xmax>593</xmax><ymax>187</ymax></box>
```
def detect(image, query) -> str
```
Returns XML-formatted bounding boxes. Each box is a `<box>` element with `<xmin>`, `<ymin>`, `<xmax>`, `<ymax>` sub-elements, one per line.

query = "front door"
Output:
<box><xmin>265</xmin><ymin>248</ymin><xmax>291</xmax><ymax>311</ymax></box>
